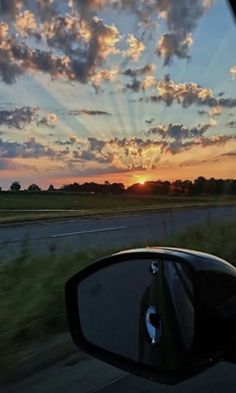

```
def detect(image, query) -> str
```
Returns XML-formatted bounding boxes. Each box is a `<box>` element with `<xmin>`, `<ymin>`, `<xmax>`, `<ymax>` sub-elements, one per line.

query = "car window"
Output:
<box><xmin>0</xmin><ymin>1</ymin><xmax>235</xmax><ymax>392</ymax></box>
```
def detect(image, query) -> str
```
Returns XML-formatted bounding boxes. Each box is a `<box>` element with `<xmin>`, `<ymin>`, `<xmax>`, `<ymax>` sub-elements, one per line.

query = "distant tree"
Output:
<box><xmin>61</xmin><ymin>182</ymin><xmax>80</xmax><ymax>191</ymax></box>
<box><xmin>0</xmin><ymin>186</ymin><xmax>2</xmax><ymax>192</ymax></box>
<box><xmin>48</xmin><ymin>184</ymin><xmax>55</xmax><ymax>191</ymax></box>
<box><xmin>10</xmin><ymin>181</ymin><xmax>21</xmax><ymax>191</ymax></box>
<box><xmin>193</xmin><ymin>176</ymin><xmax>207</xmax><ymax>195</ymax></box>
<box><xmin>109</xmin><ymin>182</ymin><xmax>125</xmax><ymax>194</ymax></box>
<box><xmin>28</xmin><ymin>183</ymin><xmax>41</xmax><ymax>191</ymax></box>
<box><xmin>229</xmin><ymin>179</ymin><xmax>236</xmax><ymax>195</ymax></box>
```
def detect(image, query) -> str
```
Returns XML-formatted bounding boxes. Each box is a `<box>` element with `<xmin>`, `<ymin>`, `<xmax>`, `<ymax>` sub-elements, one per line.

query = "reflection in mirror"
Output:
<box><xmin>77</xmin><ymin>258</ymin><xmax>195</xmax><ymax>372</ymax></box>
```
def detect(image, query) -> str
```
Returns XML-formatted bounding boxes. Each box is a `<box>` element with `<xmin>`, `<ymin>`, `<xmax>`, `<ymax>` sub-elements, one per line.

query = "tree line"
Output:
<box><xmin>1</xmin><ymin>177</ymin><xmax>236</xmax><ymax>195</ymax></box>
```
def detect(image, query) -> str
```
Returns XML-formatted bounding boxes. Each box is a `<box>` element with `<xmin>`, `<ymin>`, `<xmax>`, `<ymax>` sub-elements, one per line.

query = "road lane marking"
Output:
<box><xmin>52</xmin><ymin>226</ymin><xmax>128</xmax><ymax>238</ymax></box>
<box><xmin>91</xmin><ymin>373</ymin><xmax>129</xmax><ymax>393</ymax></box>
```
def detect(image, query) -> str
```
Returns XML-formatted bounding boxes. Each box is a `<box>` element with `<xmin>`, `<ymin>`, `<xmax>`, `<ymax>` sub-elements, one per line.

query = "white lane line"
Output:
<box><xmin>52</xmin><ymin>226</ymin><xmax>128</xmax><ymax>238</ymax></box>
<box><xmin>91</xmin><ymin>373</ymin><xmax>129</xmax><ymax>393</ymax></box>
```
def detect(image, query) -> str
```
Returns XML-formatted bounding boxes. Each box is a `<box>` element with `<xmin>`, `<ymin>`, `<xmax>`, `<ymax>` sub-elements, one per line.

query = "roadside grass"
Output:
<box><xmin>0</xmin><ymin>219</ymin><xmax>236</xmax><ymax>372</ymax></box>
<box><xmin>0</xmin><ymin>192</ymin><xmax>236</xmax><ymax>223</ymax></box>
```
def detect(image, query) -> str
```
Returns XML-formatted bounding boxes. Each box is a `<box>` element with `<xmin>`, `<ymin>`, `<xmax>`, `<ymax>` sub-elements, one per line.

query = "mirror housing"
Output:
<box><xmin>65</xmin><ymin>247</ymin><xmax>236</xmax><ymax>384</ymax></box>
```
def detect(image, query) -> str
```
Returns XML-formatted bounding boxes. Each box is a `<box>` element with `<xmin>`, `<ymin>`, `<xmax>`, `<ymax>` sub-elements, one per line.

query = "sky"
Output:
<box><xmin>0</xmin><ymin>0</ymin><xmax>235</xmax><ymax>189</ymax></box>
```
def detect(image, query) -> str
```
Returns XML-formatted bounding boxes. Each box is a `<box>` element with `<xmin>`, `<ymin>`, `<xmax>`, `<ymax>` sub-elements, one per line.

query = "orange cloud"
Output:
<box><xmin>123</xmin><ymin>34</ymin><xmax>145</xmax><ymax>61</ymax></box>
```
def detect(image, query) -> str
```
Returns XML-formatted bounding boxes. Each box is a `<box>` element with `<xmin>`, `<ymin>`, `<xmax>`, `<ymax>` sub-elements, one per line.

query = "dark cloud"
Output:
<box><xmin>75</xmin><ymin>0</ymin><xmax>212</xmax><ymax>64</ymax></box>
<box><xmin>155</xmin><ymin>0</ymin><xmax>212</xmax><ymax>65</ymax></box>
<box><xmin>148</xmin><ymin>122</ymin><xmax>212</xmax><ymax>140</ymax></box>
<box><xmin>69</xmin><ymin>109</ymin><xmax>111</xmax><ymax>116</ymax></box>
<box><xmin>142</xmin><ymin>75</ymin><xmax>236</xmax><ymax>109</ymax></box>
<box><xmin>226</xmin><ymin>121</ymin><xmax>236</xmax><ymax>128</ymax></box>
<box><xmin>157</xmin><ymin>32</ymin><xmax>192</xmax><ymax>66</ymax></box>
<box><xmin>165</xmin><ymin>134</ymin><xmax>236</xmax><ymax>155</ymax></box>
<box><xmin>0</xmin><ymin>0</ymin><xmax>22</xmax><ymax>17</ymax></box>
<box><xmin>0</xmin><ymin>106</ymin><xmax>38</xmax><ymax>129</ymax></box>
<box><xmin>198</xmin><ymin>110</ymin><xmax>208</xmax><ymax>115</ymax></box>
<box><xmin>0</xmin><ymin>0</ymin><xmax>214</xmax><ymax>86</ymax></box>
<box><xmin>0</xmin><ymin>7</ymin><xmax>121</xmax><ymax>85</ymax></box>
<box><xmin>123</xmin><ymin>64</ymin><xmax>154</xmax><ymax>78</ymax></box>
<box><xmin>88</xmin><ymin>137</ymin><xmax>106</xmax><ymax>151</ymax></box>
<box><xmin>0</xmin><ymin>137</ymin><xmax>69</xmax><ymax>159</ymax></box>
<box><xmin>69</xmin><ymin>131</ymin><xmax>236</xmax><ymax>170</ymax></box>
<box><xmin>126</xmin><ymin>79</ymin><xmax>142</xmax><ymax>92</ymax></box>
<box><xmin>55</xmin><ymin>137</ymin><xmax>77</xmax><ymax>146</ymax></box>
<box><xmin>145</xmin><ymin>118</ymin><xmax>155</xmax><ymax>124</ymax></box>
<box><xmin>220</xmin><ymin>151</ymin><xmax>236</xmax><ymax>157</ymax></box>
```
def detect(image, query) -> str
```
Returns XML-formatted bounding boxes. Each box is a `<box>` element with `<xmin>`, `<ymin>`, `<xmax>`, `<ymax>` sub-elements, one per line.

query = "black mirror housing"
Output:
<box><xmin>65</xmin><ymin>247</ymin><xmax>236</xmax><ymax>385</ymax></box>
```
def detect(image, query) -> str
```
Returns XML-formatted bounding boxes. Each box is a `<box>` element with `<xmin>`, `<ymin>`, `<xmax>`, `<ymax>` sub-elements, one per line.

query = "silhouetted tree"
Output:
<box><xmin>193</xmin><ymin>176</ymin><xmax>207</xmax><ymax>195</ymax></box>
<box><xmin>28</xmin><ymin>184</ymin><xmax>41</xmax><ymax>191</ymax></box>
<box><xmin>10</xmin><ymin>181</ymin><xmax>21</xmax><ymax>191</ymax></box>
<box><xmin>61</xmin><ymin>182</ymin><xmax>80</xmax><ymax>191</ymax></box>
<box><xmin>48</xmin><ymin>184</ymin><xmax>55</xmax><ymax>191</ymax></box>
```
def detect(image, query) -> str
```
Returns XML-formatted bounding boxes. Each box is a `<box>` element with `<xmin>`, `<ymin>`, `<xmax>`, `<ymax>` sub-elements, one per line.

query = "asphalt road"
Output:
<box><xmin>2</xmin><ymin>205</ymin><xmax>236</xmax><ymax>393</ymax></box>
<box><xmin>4</xmin><ymin>352</ymin><xmax>236</xmax><ymax>393</ymax></box>
<box><xmin>0</xmin><ymin>205</ymin><xmax>236</xmax><ymax>260</ymax></box>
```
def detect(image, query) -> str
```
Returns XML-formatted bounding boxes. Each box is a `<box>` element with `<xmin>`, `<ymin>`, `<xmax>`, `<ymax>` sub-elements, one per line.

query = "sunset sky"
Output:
<box><xmin>0</xmin><ymin>0</ymin><xmax>235</xmax><ymax>189</ymax></box>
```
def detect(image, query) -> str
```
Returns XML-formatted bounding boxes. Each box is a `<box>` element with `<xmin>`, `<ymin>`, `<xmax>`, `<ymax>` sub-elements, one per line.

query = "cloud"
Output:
<box><xmin>72</xmin><ymin>136</ymin><xmax>167</xmax><ymax>170</ymax></box>
<box><xmin>0</xmin><ymin>158</ymin><xmax>36</xmax><ymax>171</ymax></box>
<box><xmin>226</xmin><ymin>121</ymin><xmax>236</xmax><ymax>128</ymax></box>
<box><xmin>165</xmin><ymin>134</ymin><xmax>236</xmax><ymax>154</ymax></box>
<box><xmin>123</xmin><ymin>34</ymin><xmax>145</xmax><ymax>61</ymax></box>
<box><xmin>0</xmin><ymin>0</ymin><xmax>22</xmax><ymax>17</ymax></box>
<box><xmin>145</xmin><ymin>118</ymin><xmax>155</xmax><ymax>124</ymax></box>
<box><xmin>38</xmin><ymin>113</ymin><xmax>58</xmax><ymax>127</ymax></box>
<box><xmin>43</xmin><ymin>14</ymin><xmax>121</xmax><ymax>60</ymax></box>
<box><xmin>77</xmin><ymin>0</ymin><xmax>212</xmax><ymax>64</ymax></box>
<box><xmin>230</xmin><ymin>65</ymin><xmax>236</xmax><ymax>80</ymax></box>
<box><xmin>0</xmin><ymin>106</ymin><xmax>60</xmax><ymax>129</ymax></box>
<box><xmin>0</xmin><ymin>22</ymin><xmax>9</xmax><ymax>40</ymax></box>
<box><xmin>147</xmin><ymin>122</ymin><xmax>213</xmax><ymax>140</ymax></box>
<box><xmin>209</xmin><ymin>105</ymin><xmax>222</xmax><ymax>117</ymax></box>
<box><xmin>143</xmin><ymin>74</ymin><xmax>236</xmax><ymax>109</ymax></box>
<box><xmin>0</xmin><ymin>8</ymin><xmax>121</xmax><ymax>86</ymax></box>
<box><xmin>123</xmin><ymin>63</ymin><xmax>155</xmax><ymax>78</ymax></box>
<box><xmin>156</xmin><ymin>0</ymin><xmax>212</xmax><ymax>65</ymax></box>
<box><xmin>0</xmin><ymin>106</ymin><xmax>38</xmax><ymax>129</ymax></box>
<box><xmin>15</xmin><ymin>10</ymin><xmax>37</xmax><ymax>36</ymax></box>
<box><xmin>90</xmin><ymin>67</ymin><xmax>119</xmax><ymax>87</ymax></box>
<box><xmin>69</xmin><ymin>109</ymin><xmax>111</xmax><ymax>116</ymax></box>
<box><xmin>126</xmin><ymin>73</ymin><xmax>156</xmax><ymax>92</ymax></box>
<box><xmin>220</xmin><ymin>151</ymin><xmax>236</xmax><ymax>157</ymax></box>
<box><xmin>198</xmin><ymin>110</ymin><xmax>208</xmax><ymax>116</ymax></box>
<box><xmin>157</xmin><ymin>32</ymin><xmax>193</xmax><ymax>65</ymax></box>
<box><xmin>70</xmin><ymin>130</ymin><xmax>236</xmax><ymax>171</ymax></box>
<box><xmin>0</xmin><ymin>0</ymin><xmax>214</xmax><ymax>87</ymax></box>
<box><xmin>0</xmin><ymin>137</ymin><xmax>68</xmax><ymax>159</ymax></box>
<box><xmin>55</xmin><ymin>137</ymin><xmax>77</xmax><ymax>146</ymax></box>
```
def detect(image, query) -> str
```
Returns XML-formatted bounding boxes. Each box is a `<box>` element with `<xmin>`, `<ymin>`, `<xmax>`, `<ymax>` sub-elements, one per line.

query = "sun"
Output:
<box><xmin>138</xmin><ymin>179</ymin><xmax>146</xmax><ymax>185</ymax></box>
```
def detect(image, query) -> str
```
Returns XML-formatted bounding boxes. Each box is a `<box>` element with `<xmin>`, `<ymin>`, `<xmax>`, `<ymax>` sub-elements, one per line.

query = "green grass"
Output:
<box><xmin>0</xmin><ymin>192</ymin><xmax>235</xmax><ymax>223</ymax></box>
<box><xmin>0</xmin><ymin>220</ymin><xmax>236</xmax><ymax>371</ymax></box>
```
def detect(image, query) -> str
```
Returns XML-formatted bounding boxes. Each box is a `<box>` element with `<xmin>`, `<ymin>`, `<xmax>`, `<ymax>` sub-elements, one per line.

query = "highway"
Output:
<box><xmin>0</xmin><ymin>205</ymin><xmax>236</xmax><ymax>261</ymax></box>
<box><xmin>4</xmin><ymin>351</ymin><xmax>236</xmax><ymax>393</ymax></box>
<box><xmin>2</xmin><ymin>205</ymin><xmax>236</xmax><ymax>393</ymax></box>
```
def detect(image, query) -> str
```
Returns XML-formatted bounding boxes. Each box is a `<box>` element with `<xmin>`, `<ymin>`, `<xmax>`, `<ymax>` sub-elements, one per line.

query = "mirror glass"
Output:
<box><xmin>77</xmin><ymin>258</ymin><xmax>195</xmax><ymax>371</ymax></box>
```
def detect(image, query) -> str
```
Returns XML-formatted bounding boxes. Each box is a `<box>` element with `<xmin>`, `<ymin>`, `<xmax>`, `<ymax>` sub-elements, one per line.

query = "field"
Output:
<box><xmin>0</xmin><ymin>219</ymin><xmax>235</xmax><ymax>375</ymax></box>
<box><xmin>0</xmin><ymin>192</ymin><xmax>236</xmax><ymax>223</ymax></box>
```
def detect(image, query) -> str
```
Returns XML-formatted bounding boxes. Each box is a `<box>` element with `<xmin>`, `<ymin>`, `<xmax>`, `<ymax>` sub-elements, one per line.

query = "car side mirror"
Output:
<box><xmin>65</xmin><ymin>247</ymin><xmax>236</xmax><ymax>385</ymax></box>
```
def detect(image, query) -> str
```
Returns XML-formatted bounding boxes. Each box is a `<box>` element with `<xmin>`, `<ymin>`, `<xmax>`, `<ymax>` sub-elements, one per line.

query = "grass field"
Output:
<box><xmin>0</xmin><ymin>192</ymin><xmax>236</xmax><ymax>223</ymax></box>
<box><xmin>0</xmin><ymin>219</ymin><xmax>235</xmax><ymax>373</ymax></box>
